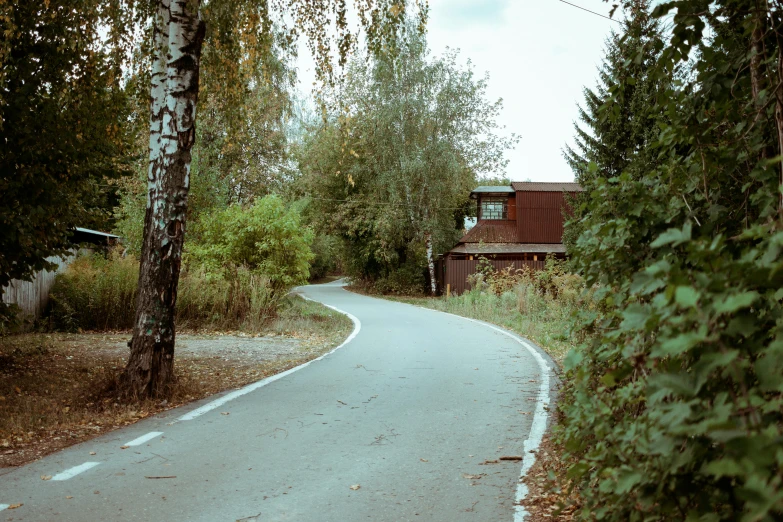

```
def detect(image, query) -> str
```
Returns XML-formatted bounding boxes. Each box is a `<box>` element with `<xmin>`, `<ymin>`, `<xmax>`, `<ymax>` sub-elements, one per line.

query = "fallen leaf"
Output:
<box><xmin>349</xmin><ymin>484</ymin><xmax>361</xmax><ymax>490</ymax></box>
<box><xmin>89</xmin><ymin>452</ymin><xmax>96</xmax><ymax>455</ymax></box>
<box><xmin>65</xmin><ymin>496</ymin><xmax>73</xmax><ymax>499</ymax></box>
<box><xmin>14</xmin><ymin>386</ymin><xmax>21</xmax><ymax>394</ymax></box>
<box><xmin>419</xmin><ymin>458</ymin><xmax>428</xmax><ymax>462</ymax></box>
<box><xmin>120</xmin><ymin>445</ymin><xmax>129</xmax><ymax>449</ymax></box>
<box><xmin>220</xmin><ymin>412</ymin><xmax>230</xmax><ymax>416</ymax></box>
<box><xmin>479</xmin><ymin>459</ymin><xmax>499</xmax><ymax>465</ymax></box>
<box><xmin>41</xmin><ymin>475</ymin><xmax>52</xmax><ymax>481</ymax></box>
<box><xmin>499</xmin><ymin>455</ymin><xmax>523</xmax><ymax>461</ymax></box>
<box><xmin>8</xmin><ymin>503</ymin><xmax>22</xmax><ymax>509</ymax></box>
<box><xmin>462</xmin><ymin>473</ymin><xmax>484</xmax><ymax>480</ymax></box>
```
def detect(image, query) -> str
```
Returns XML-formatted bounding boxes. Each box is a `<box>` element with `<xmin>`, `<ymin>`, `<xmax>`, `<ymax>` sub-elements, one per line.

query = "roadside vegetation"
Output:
<box><xmin>384</xmin><ymin>258</ymin><xmax>585</xmax><ymax>365</ymax></box>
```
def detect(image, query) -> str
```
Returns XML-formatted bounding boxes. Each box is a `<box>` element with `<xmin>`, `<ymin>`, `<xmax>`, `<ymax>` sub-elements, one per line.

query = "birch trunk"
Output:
<box><xmin>425</xmin><ymin>231</ymin><xmax>437</xmax><ymax>296</ymax></box>
<box><xmin>122</xmin><ymin>0</ymin><xmax>205</xmax><ymax>399</ymax></box>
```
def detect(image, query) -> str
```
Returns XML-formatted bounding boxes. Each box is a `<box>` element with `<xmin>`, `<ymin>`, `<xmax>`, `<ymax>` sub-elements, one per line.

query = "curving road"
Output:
<box><xmin>0</xmin><ymin>281</ymin><xmax>556</xmax><ymax>521</ymax></box>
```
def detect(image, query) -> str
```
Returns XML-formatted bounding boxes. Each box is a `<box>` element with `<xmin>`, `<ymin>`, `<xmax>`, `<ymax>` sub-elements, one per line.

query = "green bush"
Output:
<box><xmin>48</xmin><ymin>250</ymin><xmax>138</xmax><ymax>331</ymax></box>
<box><xmin>49</xmin><ymin>253</ymin><xmax>283</xmax><ymax>333</ymax></box>
<box><xmin>188</xmin><ymin>195</ymin><xmax>314</xmax><ymax>294</ymax></box>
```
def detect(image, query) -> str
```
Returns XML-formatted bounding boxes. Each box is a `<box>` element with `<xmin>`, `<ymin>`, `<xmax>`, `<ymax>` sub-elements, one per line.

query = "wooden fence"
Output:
<box><xmin>1</xmin><ymin>251</ymin><xmax>77</xmax><ymax>320</ymax></box>
<box><xmin>438</xmin><ymin>259</ymin><xmax>546</xmax><ymax>295</ymax></box>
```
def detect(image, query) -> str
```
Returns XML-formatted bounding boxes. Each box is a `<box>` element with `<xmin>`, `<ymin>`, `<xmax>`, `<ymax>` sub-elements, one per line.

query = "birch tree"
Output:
<box><xmin>123</xmin><ymin>0</ymin><xmax>423</xmax><ymax>399</ymax></box>
<box><xmin>301</xmin><ymin>25</ymin><xmax>514</xmax><ymax>294</ymax></box>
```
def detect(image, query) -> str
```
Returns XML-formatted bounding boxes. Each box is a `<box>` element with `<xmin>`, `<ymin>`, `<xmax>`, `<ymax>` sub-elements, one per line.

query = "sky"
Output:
<box><xmin>295</xmin><ymin>0</ymin><xmax>621</xmax><ymax>183</ymax></box>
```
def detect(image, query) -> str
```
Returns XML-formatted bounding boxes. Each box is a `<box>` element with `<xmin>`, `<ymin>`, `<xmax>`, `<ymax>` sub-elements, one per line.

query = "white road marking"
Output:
<box><xmin>403</xmin><ymin>305</ymin><xmax>552</xmax><ymax>522</ymax></box>
<box><xmin>51</xmin><ymin>462</ymin><xmax>100</xmax><ymax>481</ymax></box>
<box><xmin>123</xmin><ymin>431</ymin><xmax>163</xmax><ymax>447</ymax></box>
<box><xmin>0</xmin><ymin>504</ymin><xmax>9</xmax><ymax>512</ymax></box>
<box><xmin>178</xmin><ymin>297</ymin><xmax>361</xmax><ymax>422</ymax></box>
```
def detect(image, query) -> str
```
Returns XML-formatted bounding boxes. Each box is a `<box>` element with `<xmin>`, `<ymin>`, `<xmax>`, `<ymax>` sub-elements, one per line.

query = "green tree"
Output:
<box><xmin>301</xmin><ymin>23</ymin><xmax>515</xmax><ymax>294</ymax></box>
<box><xmin>0</xmin><ymin>0</ymin><xmax>131</xmax><ymax>326</ymax></box>
<box><xmin>122</xmin><ymin>0</ymin><xmax>424</xmax><ymax>399</ymax></box>
<box><xmin>562</xmin><ymin>0</ymin><xmax>666</xmax><ymax>249</ymax></box>
<box><xmin>558</xmin><ymin>1</ymin><xmax>783</xmax><ymax>519</ymax></box>
<box><xmin>189</xmin><ymin>195</ymin><xmax>313</xmax><ymax>293</ymax></box>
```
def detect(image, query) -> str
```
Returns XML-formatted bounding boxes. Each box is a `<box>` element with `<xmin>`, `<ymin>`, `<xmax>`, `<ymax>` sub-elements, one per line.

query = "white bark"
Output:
<box><xmin>425</xmin><ymin>231</ymin><xmax>436</xmax><ymax>295</ymax></box>
<box><xmin>125</xmin><ymin>0</ymin><xmax>205</xmax><ymax>399</ymax></box>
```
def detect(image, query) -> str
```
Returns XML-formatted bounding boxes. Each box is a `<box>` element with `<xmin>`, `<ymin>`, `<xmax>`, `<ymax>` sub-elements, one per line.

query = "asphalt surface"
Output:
<box><xmin>0</xmin><ymin>281</ymin><xmax>555</xmax><ymax>522</ymax></box>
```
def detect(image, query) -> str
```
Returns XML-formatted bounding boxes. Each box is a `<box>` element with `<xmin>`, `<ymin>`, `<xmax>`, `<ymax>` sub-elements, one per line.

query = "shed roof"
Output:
<box><xmin>458</xmin><ymin>220</ymin><xmax>517</xmax><ymax>243</ymax></box>
<box><xmin>511</xmin><ymin>181</ymin><xmax>583</xmax><ymax>192</ymax></box>
<box><xmin>470</xmin><ymin>185</ymin><xmax>514</xmax><ymax>196</ymax></box>
<box><xmin>450</xmin><ymin>243</ymin><xmax>566</xmax><ymax>255</ymax></box>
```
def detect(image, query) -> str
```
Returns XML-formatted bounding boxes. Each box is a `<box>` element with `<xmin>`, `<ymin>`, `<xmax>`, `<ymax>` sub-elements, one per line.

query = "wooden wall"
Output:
<box><xmin>516</xmin><ymin>191</ymin><xmax>572</xmax><ymax>243</ymax></box>
<box><xmin>1</xmin><ymin>251</ymin><xmax>77</xmax><ymax>320</ymax></box>
<box><xmin>442</xmin><ymin>258</ymin><xmax>545</xmax><ymax>295</ymax></box>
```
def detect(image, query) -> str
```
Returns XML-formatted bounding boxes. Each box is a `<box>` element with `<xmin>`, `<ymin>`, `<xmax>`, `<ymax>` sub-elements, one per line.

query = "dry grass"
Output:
<box><xmin>0</xmin><ymin>295</ymin><xmax>352</xmax><ymax>468</ymax></box>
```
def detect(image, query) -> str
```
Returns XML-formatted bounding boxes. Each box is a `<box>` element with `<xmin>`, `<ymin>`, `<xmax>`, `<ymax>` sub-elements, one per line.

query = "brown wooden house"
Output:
<box><xmin>438</xmin><ymin>181</ymin><xmax>582</xmax><ymax>294</ymax></box>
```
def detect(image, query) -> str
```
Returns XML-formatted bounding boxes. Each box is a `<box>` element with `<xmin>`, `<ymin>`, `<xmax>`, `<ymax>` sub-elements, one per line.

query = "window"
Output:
<box><xmin>480</xmin><ymin>196</ymin><xmax>507</xmax><ymax>220</ymax></box>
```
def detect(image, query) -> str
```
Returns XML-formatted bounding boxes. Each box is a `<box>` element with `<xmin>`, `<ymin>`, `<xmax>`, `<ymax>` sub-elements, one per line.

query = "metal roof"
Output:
<box><xmin>450</xmin><ymin>243</ymin><xmax>566</xmax><ymax>255</ymax></box>
<box><xmin>510</xmin><ymin>181</ymin><xmax>583</xmax><ymax>192</ymax></box>
<box><xmin>458</xmin><ymin>220</ymin><xmax>517</xmax><ymax>243</ymax></box>
<box><xmin>470</xmin><ymin>185</ymin><xmax>514</xmax><ymax>194</ymax></box>
<box><xmin>74</xmin><ymin>227</ymin><xmax>120</xmax><ymax>238</ymax></box>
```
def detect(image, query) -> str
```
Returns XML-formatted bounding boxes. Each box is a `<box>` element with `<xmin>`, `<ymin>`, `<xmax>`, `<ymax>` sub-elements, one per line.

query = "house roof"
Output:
<box><xmin>458</xmin><ymin>220</ymin><xmax>517</xmax><ymax>243</ymax></box>
<box><xmin>469</xmin><ymin>185</ymin><xmax>514</xmax><ymax>199</ymax></box>
<box><xmin>511</xmin><ymin>181</ymin><xmax>583</xmax><ymax>192</ymax></box>
<box><xmin>450</xmin><ymin>243</ymin><xmax>566</xmax><ymax>255</ymax></box>
<box><xmin>471</xmin><ymin>185</ymin><xmax>515</xmax><ymax>193</ymax></box>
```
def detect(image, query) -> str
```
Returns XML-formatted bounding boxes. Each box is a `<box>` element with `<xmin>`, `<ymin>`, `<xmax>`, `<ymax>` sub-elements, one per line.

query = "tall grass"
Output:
<box><xmin>390</xmin><ymin>261</ymin><xmax>590</xmax><ymax>364</ymax></box>
<box><xmin>48</xmin><ymin>252</ymin><xmax>282</xmax><ymax>332</ymax></box>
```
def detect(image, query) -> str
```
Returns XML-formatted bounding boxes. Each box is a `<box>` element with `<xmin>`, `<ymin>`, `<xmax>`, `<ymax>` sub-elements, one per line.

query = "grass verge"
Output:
<box><xmin>0</xmin><ymin>294</ymin><xmax>352</xmax><ymax>468</ymax></box>
<box><xmin>360</xmin><ymin>291</ymin><xmax>574</xmax><ymax>366</ymax></box>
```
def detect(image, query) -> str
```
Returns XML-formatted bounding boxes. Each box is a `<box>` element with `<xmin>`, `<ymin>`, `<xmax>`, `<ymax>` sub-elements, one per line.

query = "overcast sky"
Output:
<box><xmin>295</xmin><ymin>0</ymin><xmax>620</xmax><ymax>183</ymax></box>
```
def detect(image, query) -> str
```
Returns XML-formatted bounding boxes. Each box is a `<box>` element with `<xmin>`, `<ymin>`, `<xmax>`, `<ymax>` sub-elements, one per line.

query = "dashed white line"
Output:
<box><xmin>51</xmin><ymin>462</ymin><xmax>100</xmax><ymax>481</ymax></box>
<box><xmin>123</xmin><ymin>431</ymin><xmax>163</xmax><ymax>447</ymax></box>
<box><xmin>177</xmin><ymin>297</ymin><xmax>361</xmax><ymax>422</ymax></box>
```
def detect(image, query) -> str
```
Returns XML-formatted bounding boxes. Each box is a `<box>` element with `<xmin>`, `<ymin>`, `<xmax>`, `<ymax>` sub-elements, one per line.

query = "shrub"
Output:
<box><xmin>188</xmin><ymin>195</ymin><xmax>314</xmax><ymax>295</ymax></box>
<box><xmin>48</xmin><ymin>250</ymin><xmax>138</xmax><ymax>331</ymax></box>
<box><xmin>50</xmin><ymin>253</ymin><xmax>281</xmax><ymax>332</ymax></box>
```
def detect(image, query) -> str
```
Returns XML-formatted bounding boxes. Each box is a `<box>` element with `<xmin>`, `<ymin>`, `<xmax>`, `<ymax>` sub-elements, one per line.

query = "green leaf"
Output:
<box><xmin>652</xmin><ymin>327</ymin><xmax>707</xmax><ymax>357</ymax></box>
<box><xmin>674</xmin><ymin>286</ymin><xmax>700</xmax><ymax>307</ymax></box>
<box><xmin>620</xmin><ymin>303</ymin><xmax>651</xmax><ymax>330</ymax></box>
<box><xmin>713</xmin><ymin>291</ymin><xmax>759</xmax><ymax>314</ymax></box>
<box><xmin>702</xmin><ymin>459</ymin><xmax>743</xmax><ymax>478</ymax></box>
<box><xmin>651</xmin><ymin>222</ymin><xmax>692</xmax><ymax>248</ymax></box>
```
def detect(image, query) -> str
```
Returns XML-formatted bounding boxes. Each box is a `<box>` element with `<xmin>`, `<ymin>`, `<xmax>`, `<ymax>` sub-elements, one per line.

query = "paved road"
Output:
<box><xmin>0</xmin><ymin>282</ymin><xmax>555</xmax><ymax>521</ymax></box>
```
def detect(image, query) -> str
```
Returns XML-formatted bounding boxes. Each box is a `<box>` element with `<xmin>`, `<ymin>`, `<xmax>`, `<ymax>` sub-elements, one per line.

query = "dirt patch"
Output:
<box><xmin>0</xmin><ymin>300</ymin><xmax>352</xmax><ymax>468</ymax></box>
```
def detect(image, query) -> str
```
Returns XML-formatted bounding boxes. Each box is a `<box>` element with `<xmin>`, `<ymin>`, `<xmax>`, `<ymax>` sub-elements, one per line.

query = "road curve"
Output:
<box><xmin>0</xmin><ymin>282</ymin><xmax>556</xmax><ymax>522</ymax></box>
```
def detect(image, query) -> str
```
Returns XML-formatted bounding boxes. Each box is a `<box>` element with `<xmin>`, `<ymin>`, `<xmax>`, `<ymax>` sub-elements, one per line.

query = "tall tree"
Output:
<box><xmin>562</xmin><ymin>0</ymin><xmax>666</xmax><ymax>248</ymax></box>
<box><xmin>123</xmin><ymin>0</ymin><xmax>425</xmax><ymax>398</ymax></box>
<box><xmin>558</xmin><ymin>0</ymin><xmax>783</xmax><ymax>518</ymax></box>
<box><xmin>0</xmin><ymin>0</ymin><xmax>131</xmax><ymax>327</ymax></box>
<box><xmin>301</xmin><ymin>25</ymin><xmax>514</xmax><ymax>294</ymax></box>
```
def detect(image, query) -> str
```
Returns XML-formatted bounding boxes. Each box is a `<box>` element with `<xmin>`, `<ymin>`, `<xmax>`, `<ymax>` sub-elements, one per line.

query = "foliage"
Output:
<box><xmin>389</xmin><ymin>264</ymin><xmax>587</xmax><ymax>364</ymax></box>
<box><xmin>49</xmin><ymin>252</ymin><xmax>282</xmax><ymax>332</ymax></box>
<box><xmin>0</xmin><ymin>0</ymin><xmax>132</xmax><ymax>325</ymax></box>
<box><xmin>562</xmin><ymin>0</ymin><xmax>668</xmax><ymax>250</ymax></box>
<box><xmin>558</xmin><ymin>1</ymin><xmax>783</xmax><ymax>520</ymax></box>
<box><xmin>49</xmin><ymin>251</ymin><xmax>141</xmax><ymax>331</ymax></box>
<box><xmin>308</xmin><ymin>234</ymin><xmax>343</xmax><ymax>281</ymax></box>
<box><xmin>187</xmin><ymin>196</ymin><xmax>314</xmax><ymax>294</ymax></box>
<box><xmin>299</xmin><ymin>21</ymin><xmax>515</xmax><ymax>292</ymax></box>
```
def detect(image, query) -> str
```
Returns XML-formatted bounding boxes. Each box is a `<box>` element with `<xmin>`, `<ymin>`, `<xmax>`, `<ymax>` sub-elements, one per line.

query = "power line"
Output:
<box><xmin>558</xmin><ymin>0</ymin><xmax>622</xmax><ymax>23</ymax></box>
